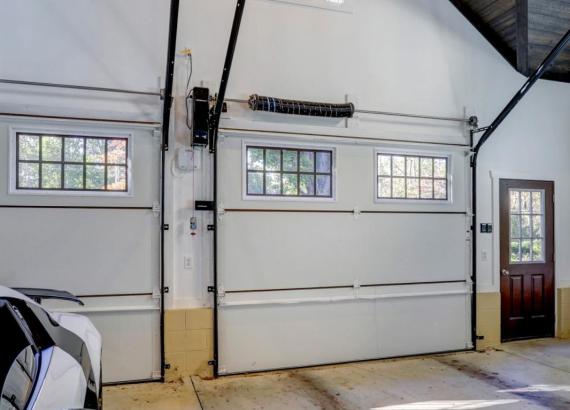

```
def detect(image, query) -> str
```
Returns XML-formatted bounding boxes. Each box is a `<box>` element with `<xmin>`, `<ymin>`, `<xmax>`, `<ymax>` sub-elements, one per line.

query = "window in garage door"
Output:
<box><xmin>244</xmin><ymin>144</ymin><xmax>335</xmax><ymax>199</ymax></box>
<box><xmin>12</xmin><ymin>132</ymin><xmax>131</xmax><ymax>195</ymax></box>
<box><xmin>376</xmin><ymin>151</ymin><xmax>450</xmax><ymax>201</ymax></box>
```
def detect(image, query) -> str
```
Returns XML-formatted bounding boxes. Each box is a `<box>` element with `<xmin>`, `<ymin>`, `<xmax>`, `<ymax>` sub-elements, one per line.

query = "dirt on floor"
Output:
<box><xmin>105</xmin><ymin>338</ymin><xmax>570</xmax><ymax>410</ymax></box>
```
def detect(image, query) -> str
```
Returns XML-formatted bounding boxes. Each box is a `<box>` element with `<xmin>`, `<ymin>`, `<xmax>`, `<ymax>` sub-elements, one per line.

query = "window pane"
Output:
<box><xmin>247</xmin><ymin>172</ymin><xmax>263</xmax><ymax>194</ymax></box>
<box><xmin>64</xmin><ymin>164</ymin><xmax>84</xmax><ymax>189</ymax></box>
<box><xmin>316</xmin><ymin>151</ymin><xmax>331</xmax><ymax>173</ymax></box>
<box><xmin>532</xmin><ymin>215</ymin><xmax>543</xmax><ymax>238</ymax></box>
<box><xmin>378</xmin><ymin>155</ymin><xmax>391</xmax><ymax>176</ymax></box>
<box><xmin>510</xmin><ymin>240</ymin><xmax>521</xmax><ymax>262</ymax></box>
<box><xmin>420</xmin><ymin>178</ymin><xmax>433</xmax><ymax>199</ymax></box>
<box><xmin>299</xmin><ymin>151</ymin><xmax>314</xmax><ymax>172</ymax></box>
<box><xmin>406</xmin><ymin>178</ymin><xmax>419</xmax><ymax>199</ymax></box>
<box><xmin>18</xmin><ymin>135</ymin><xmax>40</xmax><ymax>160</ymax></box>
<box><xmin>521</xmin><ymin>239</ymin><xmax>531</xmax><ymax>262</ymax></box>
<box><xmin>283</xmin><ymin>150</ymin><xmax>298</xmax><ymax>172</ymax></box>
<box><xmin>300</xmin><ymin>174</ymin><xmax>315</xmax><ymax>196</ymax></box>
<box><xmin>41</xmin><ymin>136</ymin><xmax>62</xmax><ymax>161</ymax></box>
<box><xmin>434</xmin><ymin>180</ymin><xmax>447</xmax><ymax>199</ymax></box>
<box><xmin>107</xmin><ymin>139</ymin><xmax>127</xmax><ymax>164</ymax></box>
<box><xmin>393</xmin><ymin>156</ymin><xmax>405</xmax><ymax>177</ymax></box>
<box><xmin>510</xmin><ymin>191</ymin><xmax>520</xmax><ymax>213</ymax></box>
<box><xmin>510</xmin><ymin>215</ymin><xmax>521</xmax><ymax>238</ymax></box>
<box><xmin>41</xmin><ymin>163</ymin><xmax>62</xmax><ymax>189</ymax></box>
<box><xmin>107</xmin><ymin>165</ymin><xmax>127</xmax><ymax>191</ymax></box>
<box><xmin>85</xmin><ymin>165</ymin><xmax>105</xmax><ymax>189</ymax></box>
<box><xmin>393</xmin><ymin>177</ymin><xmax>405</xmax><ymax>198</ymax></box>
<box><xmin>406</xmin><ymin>157</ymin><xmax>419</xmax><ymax>177</ymax></box>
<box><xmin>532</xmin><ymin>240</ymin><xmax>544</xmax><ymax>261</ymax></box>
<box><xmin>86</xmin><ymin>139</ymin><xmax>105</xmax><ymax>163</ymax></box>
<box><xmin>433</xmin><ymin>158</ymin><xmax>446</xmax><ymax>178</ymax></box>
<box><xmin>420</xmin><ymin>158</ymin><xmax>433</xmax><ymax>177</ymax></box>
<box><xmin>282</xmin><ymin>174</ymin><xmax>298</xmax><ymax>196</ymax></box>
<box><xmin>247</xmin><ymin>148</ymin><xmax>264</xmax><ymax>170</ymax></box>
<box><xmin>531</xmin><ymin>191</ymin><xmax>542</xmax><ymax>214</ymax></box>
<box><xmin>18</xmin><ymin>163</ymin><xmax>39</xmax><ymax>188</ymax></box>
<box><xmin>316</xmin><ymin>175</ymin><xmax>331</xmax><ymax>196</ymax></box>
<box><xmin>64</xmin><ymin>137</ymin><xmax>84</xmax><ymax>162</ymax></box>
<box><xmin>378</xmin><ymin>177</ymin><xmax>391</xmax><ymax>198</ymax></box>
<box><xmin>521</xmin><ymin>215</ymin><xmax>531</xmax><ymax>238</ymax></box>
<box><xmin>265</xmin><ymin>149</ymin><xmax>281</xmax><ymax>171</ymax></box>
<box><xmin>520</xmin><ymin>191</ymin><xmax>531</xmax><ymax>214</ymax></box>
<box><xmin>266</xmin><ymin>173</ymin><xmax>281</xmax><ymax>195</ymax></box>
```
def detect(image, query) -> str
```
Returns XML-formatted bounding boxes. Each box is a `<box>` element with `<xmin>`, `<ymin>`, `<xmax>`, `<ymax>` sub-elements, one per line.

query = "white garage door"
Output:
<box><xmin>0</xmin><ymin>120</ymin><xmax>161</xmax><ymax>383</ymax></box>
<box><xmin>216</xmin><ymin>132</ymin><xmax>472</xmax><ymax>375</ymax></box>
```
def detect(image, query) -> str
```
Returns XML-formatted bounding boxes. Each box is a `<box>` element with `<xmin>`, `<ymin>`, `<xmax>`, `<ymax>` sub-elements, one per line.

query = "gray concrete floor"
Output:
<box><xmin>104</xmin><ymin>338</ymin><xmax>570</xmax><ymax>410</ymax></box>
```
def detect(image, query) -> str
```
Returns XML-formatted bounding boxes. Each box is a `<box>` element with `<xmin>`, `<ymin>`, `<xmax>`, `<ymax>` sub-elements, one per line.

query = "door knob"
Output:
<box><xmin>501</xmin><ymin>269</ymin><xmax>510</xmax><ymax>276</ymax></box>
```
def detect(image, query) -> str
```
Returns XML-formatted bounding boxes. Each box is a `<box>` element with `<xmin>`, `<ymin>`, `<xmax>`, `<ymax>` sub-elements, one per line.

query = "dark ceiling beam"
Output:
<box><xmin>516</xmin><ymin>0</ymin><xmax>530</xmax><ymax>75</ymax></box>
<box><xmin>449</xmin><ymin>0</ymin><xmax>518</xmax><ymax>70</ymax></box>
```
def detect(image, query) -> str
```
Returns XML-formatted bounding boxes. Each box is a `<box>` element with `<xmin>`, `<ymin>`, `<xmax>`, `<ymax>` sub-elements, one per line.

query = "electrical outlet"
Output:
<box><xmin>184</xmin><ymin>256</ymin><xmax>192</xmax><ymax>270</ymax></box>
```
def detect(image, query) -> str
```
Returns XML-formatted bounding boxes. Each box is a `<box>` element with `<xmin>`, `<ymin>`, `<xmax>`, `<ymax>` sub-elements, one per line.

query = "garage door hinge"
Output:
<box><xmin>207</xmin><ymin>286</ymin><xmax>215</xmax><ymax>293</ymax></box>
<box><xmin>207</xmin><ymin>224</ymin><xmax>215</xmax><ymax>231</ymax></box>
<box><xmin>208</xmin><ymin>360</ymin><xmax>216</xmax><ymax>366</ymax></box>
<box><xmin>162</xmin><ymin>224</ymin><xmax>170</xmax><ymax>231</ymax></box>
<box><xmin>152</xmin><ymin>201</ymin><xmax>161</xmax><ymax>217</ymax></box>
<box><xmin>476</xmin><ymin>335</ymin><xmax>485</xmax><ymax>340</ymax></box>
<box><xmin>164</xmin><ymin>363</ymin><xmax>171</xmax><ymax>370</ymax></box>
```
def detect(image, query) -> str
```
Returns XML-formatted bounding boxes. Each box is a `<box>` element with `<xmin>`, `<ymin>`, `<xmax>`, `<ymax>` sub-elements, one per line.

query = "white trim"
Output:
<box><xmin>264</xmin><ymin>0</ymin><xmax>354</xmax><ymax>14</ymax></box>
<box><xmin>220</xmin><ymin>289</ymin><xmax>470</xmax><ymax>307</ymax></box>
<box><xmin>373</xmin><ymin>147</ymin><xmax>454</xmax><ymax>205</ymax></box>
<box><xmin>241</xmin><ymin>139</ymin><xmax>338</xmax><ymax>202</ymax></box>
<box><xmin>9</xmin><ymin>124</ymin><xmax>134</xmax><ymax>197</ymax></box>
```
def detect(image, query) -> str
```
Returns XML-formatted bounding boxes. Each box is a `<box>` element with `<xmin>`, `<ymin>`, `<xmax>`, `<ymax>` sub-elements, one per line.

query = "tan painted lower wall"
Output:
<box><xmin>476</xmin><ymin>292</ymin><xmax>501</xmax><ymax>350</ymax></box>
<box><xmin>164</xmin><ymin>308</ymin><xmax>213</xmax><ymax>380</ymax></box>
<box><xmin>476</xmin><ymin>287</ymin><xmax>570</xmax><ymax>349</ymax></box>
<box><xmin>557</xmin><ymin>288</ymin><xmax>570</xmax><ymax>339</ymax></box>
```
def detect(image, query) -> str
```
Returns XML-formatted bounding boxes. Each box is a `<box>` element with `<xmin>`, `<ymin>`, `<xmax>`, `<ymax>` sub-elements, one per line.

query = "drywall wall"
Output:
<box><xmin>1</xmin><ymin>0</ymin><xmax>570</xmax><ymax>310</ymax></box>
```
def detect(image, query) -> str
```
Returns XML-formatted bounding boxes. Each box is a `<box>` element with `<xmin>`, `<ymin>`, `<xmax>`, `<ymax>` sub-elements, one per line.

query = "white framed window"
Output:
<box><xmin>375</xmin><ymin>149</ymin><xmax>451</xmax><ymax>202</ymax></box>
<box><xmin>9</xmin><ymin>126</ymin><xmax>132</xmax><ymax>196</ymax></box>
<box><xmin>243</xmin><ymin>142</ymin><xmax>336</xmax><ymax>200</ymax></box>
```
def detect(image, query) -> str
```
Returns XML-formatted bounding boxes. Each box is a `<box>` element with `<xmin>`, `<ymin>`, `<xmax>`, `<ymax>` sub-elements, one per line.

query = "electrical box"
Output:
<box><xmin>192</xmin><ymin>87</ymin><xmax>210</xmax><ymax>146</ymax></box>
<box><xmin>480</xmin><ymin>223</ymin><xmax>493</xmax><ymax>233</ymax></box>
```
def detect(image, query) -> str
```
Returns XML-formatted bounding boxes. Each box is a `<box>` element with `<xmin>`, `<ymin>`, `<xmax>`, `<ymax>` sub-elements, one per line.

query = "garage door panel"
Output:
<box><xmin>0</xmin><ymin>208</ymin><xmax>159</xmax><ymax>294</ymax></box>
<box><xmin>219</xmin><ymin>284</ymin><xmax>469</xmax><ymax>374</ymax></box>
<box><xmin>220</xmin><ymin>212</ymin><xmax>468</xmax><ymax>290</ymax></box>
<box><xmin>219</xmin><ymin>300</ymin><xmax>377</xmax><ymax>374</ymax></box>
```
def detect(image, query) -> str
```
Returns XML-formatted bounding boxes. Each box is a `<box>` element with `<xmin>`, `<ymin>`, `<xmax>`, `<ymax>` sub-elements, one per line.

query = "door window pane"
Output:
<box><xmin>509</xmin><ymin>189</ymin><xmax>544</xmax><ymax>263</ymax></box>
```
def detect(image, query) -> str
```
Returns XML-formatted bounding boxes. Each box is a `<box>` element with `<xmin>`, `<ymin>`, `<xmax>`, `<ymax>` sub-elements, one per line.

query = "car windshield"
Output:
<box><xmin>0</xmin><ymin>301</ymin><xmax>38</xmax><ymax>410</ymax></box>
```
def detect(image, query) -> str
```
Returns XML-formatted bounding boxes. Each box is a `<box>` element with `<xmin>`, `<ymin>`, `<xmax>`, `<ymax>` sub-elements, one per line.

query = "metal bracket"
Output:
<box><xmin>468</xmin><ymin>116</ymin><xmax>478</xmax><ymax>128</ymax></box>
<box><xmin>353</xmin><ymin>207</ymin><xmax>361</xmax><ymax>220</ymax></box>
<box><xmin>195</xmin><ymin>200</ymin><xmax>215</xmax><ymax>211</ymax></box>
<box><xmin>164</xmin><ymin>363</ymin><xmax>171</xmax><ymax>369</ymax></box>
<box><xmin>162</xmin><ymin>224</ymin><xmax>170</xmax><ymax>231</ymax></box>
<box><xmin>163</xmin><ymin>286</ymin><xmax>170</xmax><ymax>294</ymax></box>
<box><xmin>152</xmin><ymin>201</ymin><xmax>161</xmax><ymax>217</ymax></box>
<box><xmin>207</xmin><ymin>224</ymin><xmax>215</xmax><ymax>231</ymax></box>
<box><xmin>208</xmin><ymin>360</ymin><xmax>216</xmax><ymax>366</ymax></box>
<box><xmin>207</xmin><ymin>286</ymin><xmax>215</xmax><ymax>293</ymax></box>
<box><xmin>476</xmin><ymin>335</ymin><xmax>485</xmax><ymax>340</ymax></box>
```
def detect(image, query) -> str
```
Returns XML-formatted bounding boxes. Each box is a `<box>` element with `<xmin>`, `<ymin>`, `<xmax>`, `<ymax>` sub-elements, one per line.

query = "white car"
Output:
<box><xmin>0</xmin><ymin>286</ymin><xmax>102</xmax><ymax>410</ymax></box>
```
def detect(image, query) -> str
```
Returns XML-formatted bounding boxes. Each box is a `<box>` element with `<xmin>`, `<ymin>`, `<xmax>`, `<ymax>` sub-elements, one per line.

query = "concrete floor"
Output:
<box><xmin>104</xmin><ymin>339</ymin><xmax>570</xmax><ymax>410</ymax></box>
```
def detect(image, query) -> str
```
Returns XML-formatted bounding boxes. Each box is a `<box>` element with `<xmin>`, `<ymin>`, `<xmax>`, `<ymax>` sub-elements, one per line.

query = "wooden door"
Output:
<box><xmin>500</xmin><ymin>179</ymin><xmax>554</xmax><ymax>341</ymax></box>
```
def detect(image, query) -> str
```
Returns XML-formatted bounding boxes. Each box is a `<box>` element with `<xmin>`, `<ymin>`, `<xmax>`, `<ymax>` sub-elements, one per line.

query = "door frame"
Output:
<box><xmin>489</xmin><ymin>171</ymin><xmax>558</xmax><ymax>335</ymax></box>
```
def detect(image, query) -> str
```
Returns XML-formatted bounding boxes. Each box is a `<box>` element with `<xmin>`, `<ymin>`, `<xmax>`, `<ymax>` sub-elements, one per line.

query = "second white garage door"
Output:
<box><xmin>216</xmin><ymin>132</ymin><xmax>472</xmax><ymax>375</ymax></box>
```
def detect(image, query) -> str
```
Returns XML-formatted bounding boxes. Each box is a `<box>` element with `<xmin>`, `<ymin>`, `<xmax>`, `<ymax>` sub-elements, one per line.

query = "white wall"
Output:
<box><xmin>1</xmin><ymin>0</ymin><xmax>570</xmax><ymax>308</ymax></box>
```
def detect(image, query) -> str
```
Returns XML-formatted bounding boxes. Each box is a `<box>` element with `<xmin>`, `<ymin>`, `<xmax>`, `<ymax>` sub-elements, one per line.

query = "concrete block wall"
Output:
<box><xmin>165</xmin><ymin>308</ymin><xmax>214</xmax><ymax>380</ymax></box>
